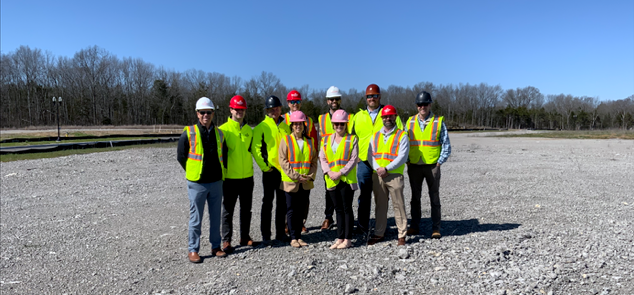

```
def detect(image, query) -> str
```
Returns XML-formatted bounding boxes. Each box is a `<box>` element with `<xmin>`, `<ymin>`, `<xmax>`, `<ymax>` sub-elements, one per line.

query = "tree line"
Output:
<box><xmin>1</xmin><ymin>45</ymin><xmax>633</xmax><ymax>130</ymax></box>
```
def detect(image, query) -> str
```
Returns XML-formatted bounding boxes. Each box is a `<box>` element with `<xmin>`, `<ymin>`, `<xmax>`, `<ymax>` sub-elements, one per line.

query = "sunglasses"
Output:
<box><xmin>327</xmin><ymin>97</ymin><xmax>341</xmax><ymax>101</ymax></box>
<box><xmin>417</xmin><ymin>103</ymin><xmax>430</xmax><ymax>107</ymax></box>
<box><xmin>366</xmin><ymin>94</ymin><xmax>379</xmax><ymax>99</ymax></box>
<box><xmin>333</xmin><ymin>122</ymin><xmax>346</xmax><ymax>127</ymax></box>
<box><xmin>289</xmin><ymin>101</ymin><xmax>301</xmax><ymax>105</ymax></box>
<box><xmin>198</xmin><ymin>110</ymin><xmax>213</xmax><ymax>115</ymax></box>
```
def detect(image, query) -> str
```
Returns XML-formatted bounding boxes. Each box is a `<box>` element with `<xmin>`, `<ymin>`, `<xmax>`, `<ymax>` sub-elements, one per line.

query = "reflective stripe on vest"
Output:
<box><xmin>319</xmin><ymin>113</ymin><xmax>353</xmax><ymax>138</ymax></box>
<box><xmin>372</xmin><ymin>129</ymin><xmax>406</xmax><ymax>174</ymax></box>
<box><xmin>323</xmin><ymin>134</ymin><xmax>358</xmax><ymax>189</ymax></box>
<box><xmin>185</xmin><ymin>125</ymin><xmax>225</xmax><ymax>181</ymax></box>
<box><xmin>281</xmin><ymin>135</ymin><xmax>313</xmax><ymax>183</ymax></box>
<box><xmin>407</xmin><ymin>115</ymin><xmax>443</xmax><ymax>164</ymax></box>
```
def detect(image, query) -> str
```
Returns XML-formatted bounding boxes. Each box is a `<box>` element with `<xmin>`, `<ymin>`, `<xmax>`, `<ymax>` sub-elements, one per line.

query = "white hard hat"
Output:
<box><xmin>326</xmin><ymin>86</ymin><xmax>342</xmax><ymax>98</ymax></box>
<box><xmin>195</xmin><ymin>97</ymin><xmax>215</xmax><ymax>110</ymax></box>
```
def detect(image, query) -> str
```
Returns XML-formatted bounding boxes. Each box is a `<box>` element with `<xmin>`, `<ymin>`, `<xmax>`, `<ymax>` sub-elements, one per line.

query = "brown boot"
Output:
<box><xmin>406</xmin><ymin>228</ymin><xmax>419</xmax><ymax>236</ymax></box>
<box><xmin>367</xmin><ymin>235</ymin><xmax>384</xmax><ymax>246</ymax></box>
<box><xmin>397</xmin><ymin>238</ymin><xmax>406</xmax><ymax>246</ymax></box>
<box><xmin>320</xmin><ymin>219</ymin><xmax>333</xmax><ymax>231</ymax></box>
<box><xmin>212</xmin><ymin>247</ymin><xmax>227</xmax><ymax>257</ymax></box>
<box><xmin>222</xmin><ymin>241</ymin><xmax>234</xmax><ymax>254</ymax></box>
<box><xmin>239</xmin><ymin>238</ymin><xmax>254</xmax><ymax>246</ymax></box>
<box><xmin>188</xmin><ymin>252</ymin><xmax>202</xmax><ymax>263</ymax></box>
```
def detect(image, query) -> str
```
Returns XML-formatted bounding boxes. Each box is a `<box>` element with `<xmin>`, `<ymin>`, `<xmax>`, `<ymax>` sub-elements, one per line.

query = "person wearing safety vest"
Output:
<box><xmin>252</xmin><ymin>95</ymin><xmax>291</xmax><ymax>243</ymax></box>
<box><xmin>316</xmin><ymin>86</ymin><xmax>354</xmax><ymax>232</ymax></box>
<box><xmin>405</xmin><ymin>91</ymin><xmax>452</xmax><ymax>239</ymax></box>
<box><xmin>318</xmin><ymin>109</ymin><xmax>358</xmax><ymax>249</ymax></box>
<box><xmin>278</xmin><ymin>111</ymin><xmax>319</xmax><ymax>248</ymax></box>
<box><xmin>218</xmin><ymin>95</ymin><xmax>255</xmax><ymax>254</ymax></box>
<box><xmin>350</xmin><ymin>84</ymin><xmax>403</xmax><ymax>237</ymax></box>
<box><xmin>283</xmin><ymin>90</ymin><xmax>318</xmax><ymax>234</ymax></box>
<box><xmin>366</xmin><ymin>105</ymin><xmax>410</xmax><ymax>247</ymax></box>
<box><xmin>177</xmin><ymin>97</ymin><xmax>229</xmax><ymax>263</ymax></box>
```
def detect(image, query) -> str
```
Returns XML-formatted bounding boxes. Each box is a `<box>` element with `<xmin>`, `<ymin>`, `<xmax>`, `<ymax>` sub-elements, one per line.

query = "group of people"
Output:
<box><xmin>177</xmin><ymin>84</ymin><xmax>451</xmax><ymax>263</ymax></box>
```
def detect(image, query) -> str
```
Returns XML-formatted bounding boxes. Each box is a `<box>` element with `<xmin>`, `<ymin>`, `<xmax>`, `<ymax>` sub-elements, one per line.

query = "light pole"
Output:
<box><xmin>52</xmin><ymin>97</ymin><xmax>62</xmax><ymax>142</ymax></box>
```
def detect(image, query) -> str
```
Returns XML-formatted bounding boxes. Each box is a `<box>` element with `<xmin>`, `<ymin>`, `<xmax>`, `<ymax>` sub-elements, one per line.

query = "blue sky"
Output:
<box><xmin>2</xmin><ymin>0</ymin><xmax>633</xmax><ymax>101</ymax></box>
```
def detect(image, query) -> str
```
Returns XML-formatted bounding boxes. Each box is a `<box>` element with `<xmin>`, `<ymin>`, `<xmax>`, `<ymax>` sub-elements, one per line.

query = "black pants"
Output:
<box><xmin>221</xmin><ymin>177</ymin><xmax>254</xmax><ymax>242</ymax></box>
<box><xmin>407</xmin><ymin>164</ymin><xmax>441</xmax><ymax>231</ymax></box>
<box><xmin>329</xmin><ymin>182</ymin><xmax>355</xmax><ymax>239</ymax></box>
<box><xmin>285</xmin><ymin>186</ymin><xmax>309</xmax><ymax>240</ymax></box>
<box><xmin>356</xmin><ymin>160</ymin><xmax>373</xmax><ymax>232</ymax></box>
<box><xmin>323</xmin><ymin>175</ymin><xmax>335</xmax><ymax>221</ymax></box>
<box><xmin>261</xmin><ymin>169</ymin><xmax>287</xmax><ymax>240</ymax></box>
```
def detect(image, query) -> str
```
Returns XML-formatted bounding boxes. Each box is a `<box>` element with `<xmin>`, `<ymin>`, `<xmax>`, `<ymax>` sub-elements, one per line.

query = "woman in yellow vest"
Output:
<box><xmin>318</xmin><ymin>110</ymin><xmax>358</xmax><ymax>249</ymax></box>
<box><xmin>278</xmin><ymin>111</ymin><xmax>319</xmax><ymax>248</ymax></box>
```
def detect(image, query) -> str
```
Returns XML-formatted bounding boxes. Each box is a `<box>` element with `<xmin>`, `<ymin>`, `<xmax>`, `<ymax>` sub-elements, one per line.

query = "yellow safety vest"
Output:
<box><xmin>352</xmin><ymin>108</ymin><xmax>403</xmax><ymax>161</ymax></box>
<box><xmin>219</xmin><ymin>117</ymin><xmax>253</xmax><ymax>179</ymax></box>
<box><xmin>252</xmin><ymin>116</ymin><xmax>290</xmax><ymax>172</ymax></box>
<box><xmin>280</xmin><ymin>135</ymin><xmax>313</xmax><ymax>183</ymax></box>
<box><xmin>318</xmin><ymin>113</ymin><xmax>354</xmax><ymax>137</ymax></box>
<box><xmin>322</xmin><ymin>134</ymin><xmax>358</xmax><ymax>189</ymax></box>
<box><xmin>407</xmin><ymin>115</ymin><xmax>443</xmax><ymax>164</ymax></box>
<box><xmin>371</xmin><ymin>129</ymin><xmax>406</xmax><ymax>175</ymax></box>
<box><xmin>184</xmin><ymin>124</ymin><xmax>225</xmax><ymax>181</ymax></box>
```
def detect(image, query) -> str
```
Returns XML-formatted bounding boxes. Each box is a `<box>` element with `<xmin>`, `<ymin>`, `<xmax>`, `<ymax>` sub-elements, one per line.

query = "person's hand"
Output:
<box><xmin>436</xmin><ymin>163</ymin><xmax>441</xmax><ymax>167</ymax></box>
<box><xmin>298</xmin><ymin>175</ymin><xmax>310</xmax><ymax>183</ymax></box>
<box><xmin>329</xmin><ymin>171</ymin><xmax>342</xmax><ymax>180</ymax></box>
<box><xmin>377</xmin><ymin>167</ymin><xmax>388</xmax><ymax>178</ymax></box>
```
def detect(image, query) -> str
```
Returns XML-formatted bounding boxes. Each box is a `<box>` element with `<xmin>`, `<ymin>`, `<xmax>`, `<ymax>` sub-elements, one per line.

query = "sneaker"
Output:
<box><xmin>211</xmin><ymin>247</ymin><xmax>227</xmax><ymax>257</ymax></box>
<box><xmin>290</xmin><ymin>239</ymin><xmax>301</xmax><ymax>248</ymax></box>
<box><xmin>431</xmin><ymin>230</ymin><xmax>441</xmax><ymax>239</ymax></box>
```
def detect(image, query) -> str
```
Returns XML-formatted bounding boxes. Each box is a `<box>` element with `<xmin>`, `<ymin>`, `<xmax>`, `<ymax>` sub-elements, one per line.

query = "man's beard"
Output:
<box><xmin>384</xmin><ymin>121</ymin><xmax>395</xmax><ymax>129</ymax></box>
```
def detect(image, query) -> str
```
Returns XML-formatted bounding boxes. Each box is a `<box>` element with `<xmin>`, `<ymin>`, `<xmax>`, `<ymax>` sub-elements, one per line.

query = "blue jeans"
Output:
<box><xmin>187</xmin><ymin>180</ymin><xmax>223</xmax><ymax>252</ymax></box>
<box><xmin>356</xmin><ymin>161</ymin><xmax>373</xmax><ymax>232</ymax></box>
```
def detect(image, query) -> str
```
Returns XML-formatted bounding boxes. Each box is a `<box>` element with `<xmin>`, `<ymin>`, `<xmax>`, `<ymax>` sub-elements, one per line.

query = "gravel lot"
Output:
<box><xmin>1</xmin><ymin>133</ymin><xmax>633</xmax><ymax>294</ymax></box>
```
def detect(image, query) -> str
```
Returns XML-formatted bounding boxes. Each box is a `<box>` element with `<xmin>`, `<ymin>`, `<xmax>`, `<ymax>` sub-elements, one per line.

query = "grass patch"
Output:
<box><xmin>0</xmin><ymin>142</ymin><xmax>177</xmax><ymax>162</ymax></box>
<box><xmin>0</xmin><ymin>137</ymin><xmax>162</xmax><ymax>147</ymax></box>
<box><xmin>494</xmin><ymin>130</ymin><xmax>634</xmax><ymax>140</ymax></box>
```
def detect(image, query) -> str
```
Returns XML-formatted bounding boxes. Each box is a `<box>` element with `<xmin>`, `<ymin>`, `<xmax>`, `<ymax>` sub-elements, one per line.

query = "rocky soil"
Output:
<box><xmin>1</xmin><ymin>133</ymin><xmax>633</xmax><ymax>294</ymax></box>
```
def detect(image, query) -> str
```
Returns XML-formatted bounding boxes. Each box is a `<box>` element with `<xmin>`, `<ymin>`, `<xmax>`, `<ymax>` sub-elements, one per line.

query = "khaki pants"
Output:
<box><xmin>372</xmin><ymin>173</ymin><xmax>407</xmax><ymax>239</ymax></box>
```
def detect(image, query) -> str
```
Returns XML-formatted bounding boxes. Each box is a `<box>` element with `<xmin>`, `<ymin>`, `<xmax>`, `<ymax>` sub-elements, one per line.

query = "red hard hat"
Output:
<box><xmin>381</xmin><ymin>105</ymin><xmax>397</xmax><ymax>116</ymax></box>
<box><xmin>229</xmin><ymin>95</ymin><xmax>247</xmax><ymax>109</ymax></box>
<box><xmin>366</xmin><ymin>84</ymin><xmax>380</xmax><ymax>95</ymax></box>
<box><xmin>287</xmin><ymin>90</ymin><xmax>302</xmax><ymax>101</ymax></box>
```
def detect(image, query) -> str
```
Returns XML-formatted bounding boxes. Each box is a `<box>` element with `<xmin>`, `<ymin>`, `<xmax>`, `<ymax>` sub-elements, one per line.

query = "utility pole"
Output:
<box><xmin>52</xmin><ymin>97</ymin><xmax>62</xmax><ymax>142</ymax></box>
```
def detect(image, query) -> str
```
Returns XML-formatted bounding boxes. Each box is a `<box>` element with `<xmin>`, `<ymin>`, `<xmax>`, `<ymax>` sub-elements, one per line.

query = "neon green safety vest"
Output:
<box><xmin>352</xmin><ymin>107</ymin><xmax>403</xmax><ymax>161</ymax></box>
<box><xmin>280</xmin><ymin>135</ymin><xmax>313</xmax><ymax>183</ymax></box>
<box><xmin>407</xmin><ymin>114</ymin><xmax>443</xmax><ymax>164</ymax></box>
<box><xmin>371</xmin><ymin>129</ymin><xmax>406</xmax><ymax>175</ymax></box>
<box><xmin>318</xmin><ymin>113</ymin><xmax>354</xmax><ymax>138</ymax></box>
<box><xmin>219</xmin><ymin>117</ymin><xmax>253</xmax><ymax>179</ymax></box>
<box><xmin>252</xmin><ymin>116</ymin><xmax>290</xmax><ymax>172</ymax></box>
<box><xmin>184</xmin><ymin>124</ymin><xmax>225</xmax><ymax>181</ymax></box>
<box><xmin>322</xmin><ymin>134</ymin><xmax>358</xmax><ymax>189</ymax></box>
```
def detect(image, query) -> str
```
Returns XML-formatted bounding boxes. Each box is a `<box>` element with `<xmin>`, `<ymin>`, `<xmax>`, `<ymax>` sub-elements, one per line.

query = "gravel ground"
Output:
<box><xmin>1</xmin><ymin>133</ymin><xmax>633</xmax><ymax>294</ymax></box>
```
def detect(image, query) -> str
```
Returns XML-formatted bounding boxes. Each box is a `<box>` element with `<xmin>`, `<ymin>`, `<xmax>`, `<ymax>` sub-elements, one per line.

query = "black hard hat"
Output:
<box><xmin>265</xmin><ymin>95</ymin><xmax>282</xmax><ymax>109</ymax></box>
<box><xmin>415</xmin><ymin>91</ymin><xmax>433</xmax><ymax>104</ymax></box>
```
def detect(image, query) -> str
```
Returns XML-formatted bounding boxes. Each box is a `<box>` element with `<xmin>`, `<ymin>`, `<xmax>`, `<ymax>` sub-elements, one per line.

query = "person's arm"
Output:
<box><xmin>278</xmin><ymin>138</ymin><xmax>300</xmax><ymax>180</ymax></box>
<box><xmin>251</xmin><ymin>125</ymin><xmax>271</xmax><ymax>172</ymax></box>
<box><xmin>319</xmin><ymin>145</ymin><xmax>331</xmax><ymax>175</ymax></box>
<box><xmin>385</xmin><ymin>132</ymin><xmax>410</xmax><ymax>172</ymax></box>
<box><xmin>437</xmin><ymin>122</ymin><xmax>451</xmax><ymax>165</ymax></box>
<box><xmin>307</xmin><ymin>139</ymin><xmax>319</xmax><ymax>181</ymax></box>
<box><xmin>339</xmin><ymin>137</ymin><xmax>358</xmax><ymax>176</ymax></box>
<box><xmin>222</xmin><ymin>138</ymin><xmax>228</xmax><ymax>169</ymax></box>
<box><xmin>177</xmin><ymin>131</ymin><xmax>189</xmax><ymax>170</ymax></box>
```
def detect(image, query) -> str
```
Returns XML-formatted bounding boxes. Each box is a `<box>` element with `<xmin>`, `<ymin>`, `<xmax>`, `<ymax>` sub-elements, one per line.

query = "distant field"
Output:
<box><xmin>0</xmin><ymin>137</ymin><xmax>157</xmax><ymax>147</ymax></box>
<box><xmin>0</xmin><ymin>142</ymin><xmax>177</xmax><ymax>162</ymax></box>
<box><xmin>493</xmin><ymin>130</ymin><xmax>634</xmax><ymax>140</ymax></box>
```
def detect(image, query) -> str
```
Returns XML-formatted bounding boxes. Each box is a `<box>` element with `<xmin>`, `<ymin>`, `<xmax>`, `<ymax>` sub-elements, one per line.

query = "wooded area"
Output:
<box><xmin>2</xmin><ymin>45</ymin><xmax>633</xmax><ymax>130</ymax></box>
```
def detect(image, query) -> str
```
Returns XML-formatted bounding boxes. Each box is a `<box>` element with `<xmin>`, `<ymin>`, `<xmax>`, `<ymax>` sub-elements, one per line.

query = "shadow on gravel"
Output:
<box><xmin>411</xmin><ymin>218</ymin><xmax>521</xmax><ymax>237</ymax></box>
